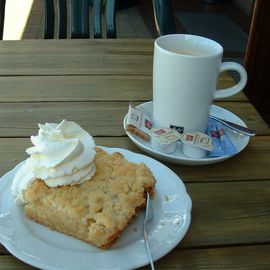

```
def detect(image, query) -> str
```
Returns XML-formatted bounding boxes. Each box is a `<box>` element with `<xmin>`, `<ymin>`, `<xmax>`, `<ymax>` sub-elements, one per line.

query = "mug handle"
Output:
<box><xmin>214</xmin><ymin>62</ymin><xmax>247</xmax><ymax>99</ymax></box>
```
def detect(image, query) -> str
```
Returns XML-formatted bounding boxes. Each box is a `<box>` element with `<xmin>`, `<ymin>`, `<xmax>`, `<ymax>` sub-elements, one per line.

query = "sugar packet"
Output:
<box><xmin>215</xmin><ymin>121</ymin><xmax>237</xmax><ymax>155</ymax></box>
<box><xmin>207</xmin><ymin>118</ymin><xmax>237</xmax><ymax>157</ymax></box>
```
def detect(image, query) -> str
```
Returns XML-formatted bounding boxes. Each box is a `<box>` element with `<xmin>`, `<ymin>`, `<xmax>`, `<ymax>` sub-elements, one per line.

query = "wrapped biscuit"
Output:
<box><xmin>125</xmin><ymin>104</ymin><xmax>152</xmax><ymax>141</ymax></box>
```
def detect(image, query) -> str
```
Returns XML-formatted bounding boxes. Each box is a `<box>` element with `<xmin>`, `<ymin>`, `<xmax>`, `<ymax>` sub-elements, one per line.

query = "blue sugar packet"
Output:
<box><xmin>206</xmin><ymin>118</ymin><xmax>224</xmax><ymax>157</ymax></box>
<box><xmin>215</xmin><ymin>121</ymin><xmax>237</xmax><ymax>156</ymax></box>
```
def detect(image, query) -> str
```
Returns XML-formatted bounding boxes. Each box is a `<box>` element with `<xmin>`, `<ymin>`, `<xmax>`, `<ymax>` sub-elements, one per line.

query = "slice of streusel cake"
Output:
<box><xmin>22</xmin><ymin>147</ymin><xmax>156</xmax><ymax>248</ymax></box>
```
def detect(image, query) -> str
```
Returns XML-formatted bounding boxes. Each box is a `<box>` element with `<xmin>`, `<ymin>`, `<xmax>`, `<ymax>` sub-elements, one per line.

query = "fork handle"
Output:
<box><xmin>209</xmin><ymin>115</ymin><xmax>257</xmax><ymax>136</ymax></box>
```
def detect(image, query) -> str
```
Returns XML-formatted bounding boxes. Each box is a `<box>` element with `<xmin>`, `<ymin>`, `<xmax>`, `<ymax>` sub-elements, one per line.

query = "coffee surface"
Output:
<box><xmin>170</xmin><ymin>48</ymin><xmax>204</xmax><ymax>56</ymax></box>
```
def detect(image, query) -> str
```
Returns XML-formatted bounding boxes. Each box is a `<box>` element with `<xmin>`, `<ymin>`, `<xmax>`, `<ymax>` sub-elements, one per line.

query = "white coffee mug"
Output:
<box><xmin>153</xmin><ymin>34</ymin><xmax>247</xmax><ymax>133</ymax></box>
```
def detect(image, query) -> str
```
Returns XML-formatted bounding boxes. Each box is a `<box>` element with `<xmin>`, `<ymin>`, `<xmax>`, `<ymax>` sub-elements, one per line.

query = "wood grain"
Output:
<box><xmin>0</xmin><ymin>101</ymin><xmax>268</xmax><ymax>137</ymax></box>
<box><xmin>0</xmin><ymin>40</ymin><xmax>153</xmax><ymax>76</ymax></box>
<box><xmin>1</xmin><ymin>244</ymin><xmax>270</xmax><ymax>270</ymax></box>
<box><xmin>183</xmin><ymin>180</ymin><xmax>270</xmax><ymax>248</ymax></box>
<box><xmin>140</xmin><ymin>245</ymin><xmax>270</xmax><ymax>270</ymax></box>
<box><xmin>0</xmin><ymin>74</ymin><xmax>247</xmax><ymax>102</ymax></box>
<box><xmin>0</xmin><ymin>256</ymin><xmax>35</xmax><ymax>269</ymax></box>
<box><xmin>0</xmin><ymin>75</ymin><xmax>153</xmax><ymax>102</ymax></box>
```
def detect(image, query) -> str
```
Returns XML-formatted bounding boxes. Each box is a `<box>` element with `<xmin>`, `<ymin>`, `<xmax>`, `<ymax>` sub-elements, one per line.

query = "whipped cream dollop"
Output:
<box><xmin>12</xmin><ymin>120</ymin><xmax>96</xmax><ymax>204</ymax></box>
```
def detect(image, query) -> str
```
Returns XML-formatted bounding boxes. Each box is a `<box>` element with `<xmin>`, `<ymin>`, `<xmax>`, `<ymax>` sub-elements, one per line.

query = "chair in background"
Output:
<box><xmin>44</xmin><ymin>0</ymin><xmax>116</xmax><ymax>38</ymax></box>
<box><xmin>0</xmin><ymin>0</ymin><xmax>116</xmax><ymax>40</ymax></box>
<box><xmin>0</xmin><ymin>0</ymin><xmax>174</xmax><ymax>40</ymax></box>
<box><xmin>152</xmin><ymin>0</ymin><xmax>176</xmax><ymax>36</ymax></box>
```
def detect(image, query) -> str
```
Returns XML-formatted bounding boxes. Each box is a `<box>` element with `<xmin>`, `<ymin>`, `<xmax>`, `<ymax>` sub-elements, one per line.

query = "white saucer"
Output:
<box><xmin>123</xmin><ymin>101</ymin><xmax>250</xmax><ymax>166</ymax></box>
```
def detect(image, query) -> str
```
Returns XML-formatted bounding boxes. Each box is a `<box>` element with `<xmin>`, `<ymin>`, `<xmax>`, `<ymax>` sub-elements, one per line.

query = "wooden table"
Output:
<box><xmin>0</xmin><ymin>39</ymin><xmax>269</xmax><ymax>270</ymax></box>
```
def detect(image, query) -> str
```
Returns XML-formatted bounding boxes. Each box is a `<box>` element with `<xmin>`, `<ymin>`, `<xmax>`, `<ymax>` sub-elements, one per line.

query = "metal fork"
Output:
<box><xmin>144</xmin><ymin>192</ymin><xmax>155</xmax><ymax>270</ymax></box>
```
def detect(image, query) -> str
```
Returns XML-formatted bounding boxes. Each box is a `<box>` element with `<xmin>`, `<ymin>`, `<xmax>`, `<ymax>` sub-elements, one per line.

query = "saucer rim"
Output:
<box><xmin>123</xmin><ymin>101</ymin><xmax>250</xmax><ymax>165</ymax></box>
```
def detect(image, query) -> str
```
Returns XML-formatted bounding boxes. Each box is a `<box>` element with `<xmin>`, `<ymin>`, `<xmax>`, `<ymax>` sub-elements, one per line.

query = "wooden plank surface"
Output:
<box><xmin>0</xmin><ymin>74</ymin><xmax>248</xmax><ymax>102</ymax></box>
<box><xmin>1</xmin><ymin>136</ymin><xmax>270</xmax><ymax>183</ymax></box>
<box><xmin>0</xmin><ymin>101</ymin><xmax>268</xmax><ymax>137</ymax></box>
<box><xmin>0</xmin><ymin>256</ymin><xmax>35</xmax><ymax>269</ymax></box>
<box><xmin>0</xmin><ymin>40</ymin><xmax>154</xmax><ymax>76</ymax></box>
<box><xmin>139</xmin><ymin>245</ymin><xmax>270</xmax><ymax>270</ymax></box>
<box><xmin>183</xmin><ymin>180</ymin><xmax>270</xmax><ymax>247</ymax></box>
<box><xmin>0</xmin><ymin>76</ymin><xmax>153</xmax><ymax>102</ymax></box>
<box><xmin>1</xmin><ymin>244</ymin><xmax>270</xmax><ymax>270</ymax></box>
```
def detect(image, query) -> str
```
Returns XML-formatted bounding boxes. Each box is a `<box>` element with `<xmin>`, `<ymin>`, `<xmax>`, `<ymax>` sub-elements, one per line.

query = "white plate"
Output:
<box><xmin>0</xmin><ymin>147</ymin><xmax>192</xmax><ymax>270</ymax></box>
<box><xmin>123</xmin><ymin>101</ymin><xmax>250</xmax><ymax>165</ymax></box>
